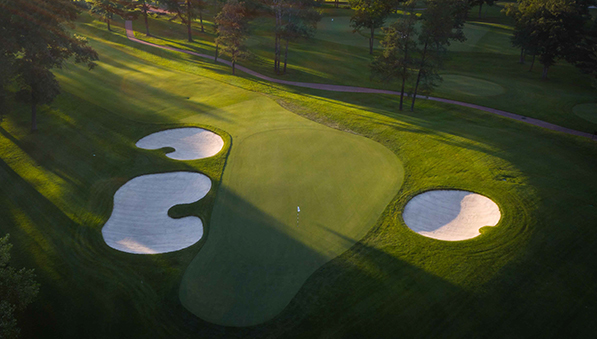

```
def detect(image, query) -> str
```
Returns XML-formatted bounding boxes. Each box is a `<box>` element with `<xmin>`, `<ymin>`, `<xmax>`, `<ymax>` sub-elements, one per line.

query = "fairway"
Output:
<box><xmin>573</xmin><ymin>103</ymin><xmax>597</xmax><ymax>124</ymax></box>
<box><xmin>439</xmin><ymin>75</ymin><xmax>505</xmax><ymax>97</ymax></box>
<box><xmin>180</xmin><ymin>127</ymin><xmax>403</xmax><ymax>326</ymax></box>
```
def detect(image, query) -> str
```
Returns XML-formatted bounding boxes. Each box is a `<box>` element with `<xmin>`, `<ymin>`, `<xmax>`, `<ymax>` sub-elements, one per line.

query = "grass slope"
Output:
<box><xmin>0</xmin><ymin>12</ymin><xmax>596</xmax><ymax>338</ymax></box>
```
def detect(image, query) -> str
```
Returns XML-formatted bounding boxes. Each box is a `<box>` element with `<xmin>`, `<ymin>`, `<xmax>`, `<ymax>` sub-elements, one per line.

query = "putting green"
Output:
<box><xmin>439</xmin><ymin>75</ymin><xmax>505</xmax><ymax>97</ymax></box>
<box><xmin>180</xmin><ymin>127</ymin><xmax>403</xmax><ymax>326</ymax></box>
<box><xmin>573</xmin><ymin>103</ymin><xmax>597</xmax><ymax>124</ymax></box>
<box><xmin>56</xmin><ymin>34</ymin><xmax>403</xmax><ymax>327</ymax></box>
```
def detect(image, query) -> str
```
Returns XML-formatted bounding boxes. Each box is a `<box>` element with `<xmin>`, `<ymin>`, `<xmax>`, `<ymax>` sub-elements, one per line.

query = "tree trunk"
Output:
<box><xmin>519</xmin><ymin>48</ymin><xmax>525</xmax><ymax>64</ymax></box>
<box><xmin>542</xmin><ymin>65</ymin><xmax>549</xmax><ymax>79</ymax></box>
<box><xmin>199</xmin><ymin>10</ymin><xmax>204</xmax><ymax>33</ymax></box>
<box><xmin>232</xmin><ymin>60</ymin><xmax>236</xmax><ymax>75</ymax></box>
<box><xmin>399</xmin><ymin>35</ymin><xmax>411</xmax><ymax>111</ymax></box>
<box><xmin>215</xmin><ymin>41</ymin><xmax>219</xmax><ymax>63</ymax></box>
<box><xmin>478</xmin><ymin>3</ymin><xmax>483</xmax><ymax>18</ymax></box>
<box><xmin>31</xmin><ymin>103</ymin><xmax>37</xmax><ymax>132</ymax></box>
<box><xmin>187</xmin><ymin>0</ymin><xmax>193</xmax><ymax>42</ymax></box>
<box><xmin>529</xmin><ymin>54</ymin><xmax>536</xmax><ymax>71</ymax></box>
<box><xmin>369</xmin><ymin>27</ymin><xmax>374</xmax><ymax>55</ymax></box>
<box><xmin>274</xmin><ymin>34</ymin><xmax>280</xmax><ymax>73</ymax></box>
<box><xmin>411</xmin><ymin>41</ymin><xmax>428</xmax><ymax>112</ymax></box>
<box><xmin>283</xmin><ymin>39</ymin><xmax>289</xmax><ymax>74</ymax></box>
<box><xmin>144</xmin><ymin>10</ymin><xmax>150</xmax><ymax>36</ymax></box>
<box><xmin>107</xmin><ymin>18</ymin><xmax>111</xmax><ymax>31</ymax></box>
<box><xmin>335</xmin><ymin>0</ymin><xmax>339</xmax><ymax>8</ymax></box>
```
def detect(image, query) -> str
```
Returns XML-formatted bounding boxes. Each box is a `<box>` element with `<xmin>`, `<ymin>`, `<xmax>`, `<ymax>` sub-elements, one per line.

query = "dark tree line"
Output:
<box><xmin>504</xmin><ymin>0</ymin><xmax>597</xmax><ymax>80</ymax></box>
<box><xmin>0</xmin><ymin>235</ymin><xmax>39</xmax><ymax>339</ymax></box>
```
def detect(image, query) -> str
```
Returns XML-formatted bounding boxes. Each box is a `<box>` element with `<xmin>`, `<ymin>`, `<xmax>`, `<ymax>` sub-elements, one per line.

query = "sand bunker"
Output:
<box><xmin>136</xmin><ymin>128</ymin><xmax>224</xmax><ymax>160</ymax></box>
<box><xmin>102</xmin><ymin>172</ymin><xmax>212</xmax><ymax>254</ymax></box>
<box><xmin>403</xmin><ymin>190</ymin><xmax>501</xmax><ymax>241</ymax></box>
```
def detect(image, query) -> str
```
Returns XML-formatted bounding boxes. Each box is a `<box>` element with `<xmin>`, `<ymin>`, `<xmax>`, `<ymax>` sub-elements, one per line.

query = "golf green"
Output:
<box><xmin>573</xmin><ymin>103</ymin><xmax>597</xmax><ymax>124</ymax></box>
<box><xmin>439</xmin><ymin>75</ymin><xmax>505</xmax><ymax>97</ymax></box>
<box><xmin>55</xmin><ymin>34</ymin><xmax>404</xmax><ymax>327</ymax></box>
<box><xmin>180</xmin><ymin>127</ymin><xmax>403</xmax><ymax>326</ymax></box>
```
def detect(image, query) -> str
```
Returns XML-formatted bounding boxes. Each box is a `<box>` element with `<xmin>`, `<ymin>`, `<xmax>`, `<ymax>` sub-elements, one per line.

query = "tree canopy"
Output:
<box><xmin>0</xmin><ymin>0</ymin><xmax>98</xmax><ymax>131</ymax></box>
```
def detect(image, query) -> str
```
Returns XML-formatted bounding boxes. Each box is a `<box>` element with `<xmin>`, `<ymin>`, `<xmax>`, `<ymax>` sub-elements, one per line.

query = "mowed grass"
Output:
<box><xmin>180</xmin><ymin>127</ymin><xmax>402</xmax><ymax>326</ymax></box>
<box><xmin>0</xmin><ymin>12</ymin><xmax>597</xmax><ymax>338</ymax></box>
<box><xmin>121</xmin><ymin>4</ymin><xmax>596</xmax><ymax>133</ymax></box>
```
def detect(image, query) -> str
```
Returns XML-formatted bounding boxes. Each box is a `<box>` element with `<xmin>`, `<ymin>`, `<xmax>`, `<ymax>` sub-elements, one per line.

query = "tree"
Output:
<box><xmin>371</xmin><ymin>0</ymin><xmax>418</xmax><ymax>110</ymax></box>
<box><xmin>568</xmin><ymin>16</ymin><xmax>597</xmax><ymax>87</ymax></box>
<box><xmin>469</xmin><ymin>0</ymin><xmax>495</xmax><ymax>18</ymax></box>
<box><xmin>90</xmin><ymin>0</ymin><xmax>126</xmax><ymax>31</ymax></box>
<box><xmin>15</xmin><ymin>64</ymin><xmax>61</xmax><ymax>132</ymax></box>
<box><xmin>349</xmin><ymin>0</ymin><xmax>397</xmax><ymax>55</ymax></box>
<box><xmin>410</xmin><ymin>0</ymin><xmax>467</xmax><ymax>110</ymax></box>
<box><xmin>0</xmin><ymin>0</ymin><xmax>98</xmax><ymax>131</ymax></box>
<box><xmin>276</xmin><ymin>0</ymin><xmax>320</xmax><ymax>74</ymax></box>
<box><xmin>0</xmin><ymin>234</ymin><xmax>40</xmax><ymax>339</ymax></box>
<box><xmin>504</xmin><ymin>0</ymin><xmax>592</xmax><ymax>79</ymax></box>
<box><xmin>162</xmin><ymin>0</ymin><xmax>206</xmax><ymax>41</ymax></box>
<box><xmin>215</xmin><ymin>0</ymin><xmax>250</xmax><ymax>74</ymax></box>
<box><xmin>133</xmin><ymin>0</ymin><xmax>161</xmax><ymax>36</ymax></box>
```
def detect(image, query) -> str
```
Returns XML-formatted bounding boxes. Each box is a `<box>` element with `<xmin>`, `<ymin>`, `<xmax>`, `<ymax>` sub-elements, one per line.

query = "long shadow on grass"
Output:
<box><xmin>273</xmin><ymin>87</ymin><xmax>597</xmax><ymax>337</ymax></box>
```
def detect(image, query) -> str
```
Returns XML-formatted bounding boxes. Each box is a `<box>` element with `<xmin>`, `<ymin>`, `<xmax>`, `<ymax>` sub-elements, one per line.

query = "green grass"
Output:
<box><xmin>1</xmin><ymin>11</ymin><xmax>597</xmax><ymax>339</ymax></box>
<box><xmin>121</xmin><ymin>5</ymin><xmax>596</xmax><ymax>134</ymax></box>
<box><xmin>573</xmin><ymin>103</ymin><xmax>597</xmax><ymax>125</ymax></box>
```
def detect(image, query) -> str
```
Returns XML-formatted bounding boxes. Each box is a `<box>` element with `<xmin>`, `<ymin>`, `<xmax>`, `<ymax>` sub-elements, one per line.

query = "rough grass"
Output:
<box><xmin>0</xmin><ymin>11</ymin><xmax>597</xmax><ymax>339</ymax></box>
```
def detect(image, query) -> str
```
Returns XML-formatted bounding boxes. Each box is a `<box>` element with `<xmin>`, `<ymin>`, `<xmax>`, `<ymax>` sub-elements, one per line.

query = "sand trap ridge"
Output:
<box><xmin>101</xmin><ymin>172</ymin><xmax>212</xmax><ymax>254</ymax></box>
<box><xmin>136</xmin><ymin>127</ymin><xmax>224</xmax><ymax>160</ymax></box>
<box><xmin>403</xmin><ymin>190</ymin><xmax>501</xmax><ymax>241</ymax></box>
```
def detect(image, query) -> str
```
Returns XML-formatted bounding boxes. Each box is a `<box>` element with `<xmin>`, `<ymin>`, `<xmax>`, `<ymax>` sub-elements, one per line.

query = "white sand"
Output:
<box><xmin>136</xmin><ymin>128</ymin><xmax>224</xmax><ymax>160</ymax></box>
<box><xmin>403</xmin><ymin>190</ymin><xmax>501</xmax><ymax>241</ymax></box>
<box><xmin>101</xmin><ymin>172</ymin><xmax>212</xmax><ymax>254</ymax></box>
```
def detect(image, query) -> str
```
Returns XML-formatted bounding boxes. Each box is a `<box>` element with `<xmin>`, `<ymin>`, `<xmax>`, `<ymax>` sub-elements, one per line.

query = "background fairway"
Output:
<box><xmin>120</xmin><ymin>4</ymin><xmax>596</xmax><ymax>133</ymax></box>
<box><xmin>1</xmin><ymin>10</ymin><xmax>597</xmax><ymax>339</ymax></box>
<box><xmin>180</xmin><ymin>127</ymin><xmax>402</xmax><ymax>326</ymax></box>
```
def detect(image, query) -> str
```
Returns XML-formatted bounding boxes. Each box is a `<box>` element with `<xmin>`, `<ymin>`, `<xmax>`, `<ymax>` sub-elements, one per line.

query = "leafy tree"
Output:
<box><xmin>371</xmin><ymin>0</ymin><xmax>418</xmax><ymax>110</ymax></box>
<box><xmin>569</xmin><ymin>16</ymin><xmax>597</xmax><ymax>87</ymax></box>
<box><xmin>0</xmin><ymin>0</ymin><xmax>98</xmax><ymax>131</ymax></box>
<box><xmin>15</xmin><ymin>64</ymin><xmax>61</xmax><ymax>132</ymax></box>
<box><xmin>90</xmin><ymin>0</ymin><xmax>127</xmax><ymax>31</ymax></box>
<box><xmin>0</xmin><ymin>234</ymin><xmax>40</xmax><ymax>339</ymax></box>
<box><xmin>134</xmin><ymin>0</ymin><xmax>160</xmax><ymax>36</ymax></box>
<box><xmin>349</xmin><ymin>0</ymin><xmax>397</xmax><ymax>55</ymax></box>
<box><xmin>504</xmin><ymin>0</ymin><xmax>592</xmax><ymax>79</ymax></box>
<box><xmin>162</xmin><ymin>0</ymin><xmax>206</xmax><ymax>41</ymax></box>
<box><xmin>275</xmin><ymin>0</ymin><xmax>320</xmax><ymax>74</ymax></box>
<box><xmin>215</xmin><ymin>0</ymin><xmax>250</xmax><ymax>74</ymax></box>
<box><xmin>469</xmin><ymin>0</ymin><xmax>495</xmax><ymax>18</ymax></box>
<box><xmin>411</xmin><ymin>0</ymin><xmax>467</xmax><ymax>110</ymax></box>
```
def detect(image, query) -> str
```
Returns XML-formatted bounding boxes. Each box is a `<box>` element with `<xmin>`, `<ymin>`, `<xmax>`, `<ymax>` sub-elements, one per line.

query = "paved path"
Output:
<box><xmin>125</xmin><ymin>21</ymin><xmax>595</xmax><ymax>140</ymax></box>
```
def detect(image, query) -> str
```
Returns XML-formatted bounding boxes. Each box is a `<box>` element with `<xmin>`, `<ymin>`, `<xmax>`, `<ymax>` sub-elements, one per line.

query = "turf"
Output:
<box><xmin>1</xmin><ymin>10</ymin><xmax>597</xmax><ymax>339</ymax></box>
<box><xmin>123</xmin><ymin>4</ymin><xmax>597</xmax><ymax>133</ymax></box>
<box><xmin>573</xmin><ymin>103</ymin><xmax>597</xmax><ymax>125</ymax></box>
<box><xmin>180</xmin><ymin>127</ymin><xmax>402</xmax><ymax>326</ymax></box>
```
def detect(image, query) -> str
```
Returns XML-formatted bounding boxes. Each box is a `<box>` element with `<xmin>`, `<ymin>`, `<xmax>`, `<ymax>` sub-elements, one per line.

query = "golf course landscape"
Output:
<box><xmin>1</xmin><ymin>0</ymin><xmax>597</xmax><ymax>338</ymax></box>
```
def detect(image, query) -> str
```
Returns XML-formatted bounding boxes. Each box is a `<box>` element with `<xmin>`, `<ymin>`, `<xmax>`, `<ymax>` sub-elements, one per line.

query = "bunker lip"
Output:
<box><xmin>101</xmin><ymin>171</ymin><xmax>212</xmax><ymax>254</ymax></box>
<box><xmin>402</xmin><ymin>190</ymin><xmax>501</xmax><ymax>241</ymax></box>
<box><xmin>136</xmin><ymin>127</ymin><xmax>224</xmax><ymax>160</ymax></box>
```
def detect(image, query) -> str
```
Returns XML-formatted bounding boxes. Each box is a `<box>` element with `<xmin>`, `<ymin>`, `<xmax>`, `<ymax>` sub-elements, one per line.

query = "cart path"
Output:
<box><xmin>125</xmin><ymin>21</ymin><xmax>595</xmax><ymax>140</ymax></box>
